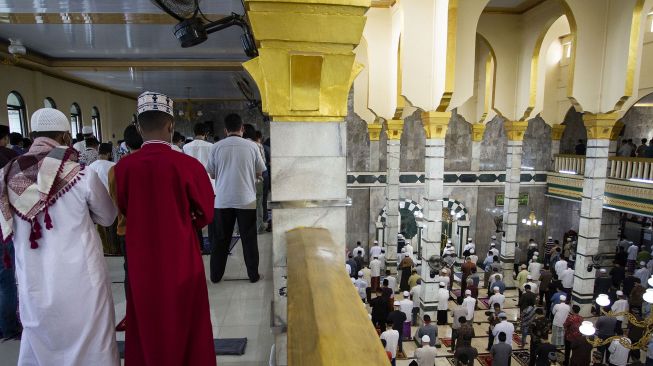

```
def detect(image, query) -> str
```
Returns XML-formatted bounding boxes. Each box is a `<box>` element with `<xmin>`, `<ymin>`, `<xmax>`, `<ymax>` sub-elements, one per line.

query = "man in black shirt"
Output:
<box><xmin>387</xmin><ymin>301</ymin><xmax>407</xmax><ymax>353</ymax></box>
<box><xmin>610</xmin><ymin>262</ymin><xmax>626</xmax><ymax>289</ymax></box>
<box><xmin>534</xmin><ymin>338</ymin><xmax>557</xmax><ymax>366</ymax></box>
<box><xmin>370</xmin><ymin>288</ymin><xmax>389</xmax><ymax>329</ymax></box>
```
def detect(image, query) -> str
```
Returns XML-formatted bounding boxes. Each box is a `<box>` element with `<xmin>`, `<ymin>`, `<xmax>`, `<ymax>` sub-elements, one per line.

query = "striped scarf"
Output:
<box><xmin>0</xmin><ymin>137</ymin><xmax>83</xmax><ymax>267</ymax></box>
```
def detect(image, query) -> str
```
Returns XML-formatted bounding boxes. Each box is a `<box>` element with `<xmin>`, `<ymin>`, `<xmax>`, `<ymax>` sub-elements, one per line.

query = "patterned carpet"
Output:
<box><xmin>440</xmin><ymin>337</ymin><xmax>453</xmax><ymax>348</ymax></box>
<box><xmin>477</xmin><ymin>353</ymin><xmax>493</xmax><ymax>366</ymax></box>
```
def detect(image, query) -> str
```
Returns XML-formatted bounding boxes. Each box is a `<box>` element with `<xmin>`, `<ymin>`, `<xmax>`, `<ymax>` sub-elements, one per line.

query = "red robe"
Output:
<box><xmin>113</xmin><ymin>141</ymin><xmax>216</xmax><ymax>366</ymax></box>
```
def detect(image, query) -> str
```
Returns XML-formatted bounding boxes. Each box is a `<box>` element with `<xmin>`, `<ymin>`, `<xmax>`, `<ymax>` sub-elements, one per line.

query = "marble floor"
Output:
<box><xmin>0</xmin><ymin>233</ymin><xmax>274</xmax><ymax>366</ymax></box>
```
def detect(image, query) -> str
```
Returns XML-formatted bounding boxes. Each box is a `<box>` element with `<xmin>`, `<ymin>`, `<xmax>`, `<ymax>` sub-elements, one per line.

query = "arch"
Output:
<box><xmin>477</xmin><ymin>33</ymin><xmax>498</xmax><ymax>122</ymax></box>
<box><xmin>376</xmin><ymin>197</ymin><xmax>469</xmax><ymax>224</ymax></box>
<box><xmin>70</xmin><ymin>103</ymin><xmax>82</xmax><ymax>137</ymax></box>
<box><xmin>7</xmin><ymin>91</ymin><xmax>27</xmax><ymax>135</ymax></box>
<box><xmin>91</xmin><ymin>106</ymin><xmax>101</xmax><ymax>141</ymax></box>
<box><xmin>43</xmin><ymin>97</ymin><xmax>57</xmax><ymax>109</ymax></box>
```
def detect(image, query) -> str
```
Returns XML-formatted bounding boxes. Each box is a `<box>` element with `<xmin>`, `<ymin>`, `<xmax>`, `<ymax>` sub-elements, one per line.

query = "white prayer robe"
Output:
<box><xmin>13</xmin><ymin>170</ymin><xmax>119</xmax><ymax>366</ymax></box>
<box><xmin>528</xmin><ymin>261</ymin><xmax>543</xmax><ymax>280</ymax></box>
<box><xmin>182</xmin><ymin>139</ymin><xmax>214</xmax><ymax>170</ymax></box>
<box><xmin>462</xmin><ymin>296</ymin><xmax>476</xmax><ymax>321</ymax></box>
<box><xmin>492</xmin><ymin>320</ymin><xmax>515</xmax><ymax>346</ymax></box>
<box><xmin>437</xmin><ymin>288</ymin><xmax>449</xmax><ymax>311</ymax></box>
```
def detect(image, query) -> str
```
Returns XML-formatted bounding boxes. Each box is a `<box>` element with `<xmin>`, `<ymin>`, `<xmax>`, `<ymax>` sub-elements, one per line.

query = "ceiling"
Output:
<box><xmin>0</xmin><ymin>0</ymin><xmax>257</xmax><ymax>100</ymax></box>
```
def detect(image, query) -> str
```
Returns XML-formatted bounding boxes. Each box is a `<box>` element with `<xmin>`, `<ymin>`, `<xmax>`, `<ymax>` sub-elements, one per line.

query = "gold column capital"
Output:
<box><xmin>551</xmin><ymin>124</ymin><xmax>566</xmax><ymax>141</ymax></box>
<box><xmin>367</xmin><ymin>122</ymin><xmax>383</xmax><ymax>141</ymax></box>
<box><xmin>610</xmin><ymin>120</ymin><xmax>625</xmax><ymax>141</ymax></box>
<box><xmin>385</xmin><ymin>119</ymin><xmax>404</xmax><ymax>140</ymax></box>
<box><xmin>582</xmin><ymin>113</ymin><xmax>620</xmax><ymax>140</ymax></box>
<box><xmin>242</xmin><ymin>0</ymin><xmax>370</xmax><ymax>122</ymax></box>
<box><xmin>504</xmin><ymin>121</ymin><xmax>529</xmax><ymax>141</ymax></box>
<box><xmin>421</xmin><ymin>111</ymin><xmax>451</xmax><ymax>139</ymax></box>
<box><xmin>471</xmin><ymin>123</ymin><xmax>486</xmax><ymax>142</ymax></box>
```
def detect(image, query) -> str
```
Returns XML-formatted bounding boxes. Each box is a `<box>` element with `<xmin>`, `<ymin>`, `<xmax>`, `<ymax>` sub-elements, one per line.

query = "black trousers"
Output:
<box><xmin>529</xmin><ymin>340</ymin><xmax>540</xmax><ymax>366</ymax></box>
<box><xmin>210</xmin><ymin>208</ymin><xmax>259</xmax><ymax>282</ymax></box>
<box><xmin>564</xmin><ymin>339</ymin><xmax>571</xmax><ymax>366</ymax></box>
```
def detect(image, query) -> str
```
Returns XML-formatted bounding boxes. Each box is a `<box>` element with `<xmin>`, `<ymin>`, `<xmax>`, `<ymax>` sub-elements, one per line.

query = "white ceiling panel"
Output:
<box><xmin>0</xmin><ymin>23</ymin><xmax>248</xmax><ymax>59</ymax></box>
<box><xmin>0</xmin><ymin>0</ymin><xmax>244</xmax><ymax>14</ymax></box>
<box><xmin>67</xmin><ymin>70</ymin><xmax>258</xmax><ymax>100</ymax></box>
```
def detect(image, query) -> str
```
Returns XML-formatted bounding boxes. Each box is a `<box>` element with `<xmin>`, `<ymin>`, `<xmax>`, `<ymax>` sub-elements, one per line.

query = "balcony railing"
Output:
<box><xmin>553</xmin><ymin>154</ymin><xmax>653</xmax><ymax>182</ymax></box>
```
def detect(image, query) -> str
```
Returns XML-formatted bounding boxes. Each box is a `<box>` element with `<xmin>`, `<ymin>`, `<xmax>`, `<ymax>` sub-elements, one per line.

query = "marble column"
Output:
<box><xmin>368</xmin><ymin>122</ymin><xmax>383</xmax><ymax>172</ymax></box>
<box><xmin>608</xmin><ymin>121</ymin><xmax>625</xmax><ymax>157</ymax></box>
<box><xmin>571</xmin><ymin>113</ymin><xmax>618</xmax><ymax>317</ymax></box>
<box><xmin>385</xmin><ymin>119</ymin><xmax>403</xmax><ymax>273</ymax></box>
<box><xmin>598</xmin><ymin>210</ymin><xmax>620</xmax><ymax>267</ymax></box>
<box><xmin>419</xmin><ymin>111</ymin><xmax>450</xmax><ymax>317</ymax></box>
<box><xmin>241</xmin><ymin>0</ymin><xmax>367</xmax><ymax>363</ymax></box>
<box><xmin>551</xmin><ymin>124</ymin><xmax>565</xmax><ymax>169</ymax></box>
<box><xmin>471</xmin><ymin>123</ymin><xmax>486</xmax><ymax>171</ymax></box>
<box><xmin>500</xmin><ymin>121</ymin><xmax>529</xmax><ymax>288</ymax></box>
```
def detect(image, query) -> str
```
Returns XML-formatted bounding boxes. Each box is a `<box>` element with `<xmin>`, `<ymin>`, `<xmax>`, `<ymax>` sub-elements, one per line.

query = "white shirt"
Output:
<box><xmin>414</xmin><ymin>345</ymin><xmax>437</xmax><ymax>366</ymax></box>
<box><xmin>370</xmin><ymin>245</ymin><xmax>382</xmax><ymax>259</ymax></box>
<box><xmin>87</xmin><ymin>159</ymin><xmax>115</xmax><ymax>191</ymax></box>
<box><xmin>404</xmin><ymin>244</ymin><xmax>414</xmax><ymax>259</ymax></box>
<box><xmin>552</xmin><ymin>303</ymin><xmax>571</xmax><ymax>327</ymax></box>
<box><xmin>370</xmin><ymin>259</ymin><xmax>381</xmax><ymax>277</ymax></box>
<box><xmin>528</xmin><ymin>262</ymin><xmax>542</xmax><ymax>280</ymax></box>
<box><xmin>628</xmin><ymin>245</ymin><xmax>639</xmax><ymax>260</ymax></box>
<box><xmin>353</xmin><ymin>278</ymin><xmax>367</xmax><ymax>299</ymax></box>
<box><xmin>381</xmin><ymin>329</ymin><xmax>400</xmax><ymax>358</ymax></box>
<box><xmin>462</xmin><ymin>297</ymin><xmax>476</xmax><ymax>321</ymax></box>
<box><xmin>555</xmin><ymin>260</ymin><xmax>567</xmax><ymax>277</ymax></box>
<box><xmin>208</xmin><ymin>136</ymin><xmax>266</xmax><ymax>209</ymax></box>
<box><xmin>436</xmin><ymin>275</ymin><xmax>450</xmax><ymax>289</ymax></box>
<box><xmin>489</xmin><ymin>293</ymin><xmax>506</xmax><ymax>310</ymax></box>
<box><xmin>464</xmin><ymin>243</ymin><xmax>475</xmax><ymax>252</ymax></box>
<box><xmin>560</xmin><ymin>268</ymin><xmax>575</xmax><ymax>288</ymax></box>
<box><xmin>172</xmin><ymin>144</ymin><xmax>183</xmax><ymax>152</ymax></box>
<box><xmin>437</xmin><ymin>288</ymin><xmax>449</xmax><ymax>310</ymax></box>
<box><xmin>410</xmin><ymin>285</ymin><xmax>421</xmax><ymax>308</ymax></box>
<box><xmin>635</xmin><ymin>267</ymin><xmax>651</xmax><ymax>286</ymax></box>
<box><xmin>493</xmin><ymin>320</ymin><xmax>514</xmax><ymax>346</ymax></box>
<box><xmin>490</xmin><ymin>247</ymin><xmax>499</xmax><ymax>257</ymax></box>
<box><xmin>378</xmin><ymin>254</ymin><xmax>386</xmax><ymax>270</ymax></box>
<box><xmin>72</xmin><ymin>140</ymin><xmax>86</xmax><ymax>152</ymax></box>
<box><xmin>469</xmin><ymin>254</ymin><xmax>478</xmax><ymax>264</ymax></box>
<box><xmin>182</xmin><ymin>139</ymin><xmax>214</xmax><ymax>170</ymax></box>
<box><xmin>524</xmin><ymin>281</ymin><xmax>538</xmax><ymax>294</ymax></box>
<box><xmin>608</xmin><ymin>338</ymin><xmax>631</xmax><ymax>366</ymax></box>
<box><xmin>353</xmin><ymin>247</ymin><xmax>365</xmax><ymax>259</ymax></box>
<box><xmin>362</xmin><ymin>267</ymin><xmax>371</xmax><ymax>285</ymax></box>
<box><xmin>612</xmin><ymin>299</ymin><xmax>629</xmax><ymax>321</ymax></box>
<box><xmin>345</xmin><ymin>263</ymin><xmax>351</xmax><ymax>275</ymax></box>
<box><xmin>385</xmin><ymin>276</ymin><xmax>397</xmax><ymax>292</ymax></box>
<box><xmin>399</xmin><ymin>299</ymin><xmax>413</xmax><ymax>320</ymax></box>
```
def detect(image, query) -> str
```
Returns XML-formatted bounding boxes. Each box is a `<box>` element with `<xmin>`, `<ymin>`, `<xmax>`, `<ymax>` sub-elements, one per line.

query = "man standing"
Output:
<box><xmin>461</xmin><ymin>256</ymin><xmax>476</xmax><ymax>294</ymax></box>
<box><xmin>414</xmin><ymin>314</ymin><xmax>437</xmax><ymax>346</ymax></box>
<box><xmin>529</xmin><ymin>308</ymin><xmax>551</xmax><ymax>366</ymax></box>
<box><xmin>414</xmin><ymin>335</ymin><xmax>437</xmax><ymax>366</ymax></box>
<box><xmin>490</xmin><ymin>332</ymin><xmax>513</xmax><ymax>366</ymax></box>
<box><xmin>370</xmin><ymin>256</ymin><xmax>381</xmax><ymax>291</ymax></box>
<box><xmin>493</xmin><ymin>312</ymin><xmax>514</xmax><ymax>347</ymax></box>
<box><xmin>437</xmin><ymin>282</ymin><xmax>449</xmax><ymax>325</ymax></box>
<box><xmin>462</xmin><ymin>290</ymin><xmax>477</xmax><ymax>321</ymax></box>
<box><xmin>1</xmin><ymin>108</ymin><xmax>118</xmax><ymax>364</ymax></box>
<box><xmin>0</xmin><ymin>124</ymin><xmax>19</xmax><ymax>341</ymax></box>
<box><xmin>73</xmin><ymin>125</ymin><xmax>94</xmax><ymax>152</ymax></box>
<box><xmin>380</xmin><ymin>321</ymin><xmax>399</xmax><ymax>366</ymax></box>
<box><xmin>450</xmin><ymin>305</ymin><xmax>469</xmax><ymax>352</ymax></box>
<box><xmin>369</xmin><ymin>240</ymin><xmax>382</xmax><ymax>259</ymax></box>
<box><xmin>79</xmin><ymin>137</ymin><xmax>100</xmax><ymax>166</ymax></box>
<box><xmin>387</xmin><ymin>301</ymin><xmax>407</xmax><ymax>354</ymax></box>
<box><xmin>489</xmin><ymin>287</ymin><xmax>506</xmax><ymax>310</ymax></box>
<box><xmin>183</xmin><ymin>122</ymin><xmax>213</xmax><ymax>169</ymax></box>
<box><xmin>113</xmin><ymin>92</ymin><xmax>216</xmax><ymax>365</ymax></box>
<box><xmin>563</xmin><ymin>305</ymin><xmax>583</xmax><ymax>366</ymax></box>
<box><xmin>612</xmin><ymin>291</ymin><xmax>629</xmax><ymax>329</ymax></box>
<box><xmin>369</xmin><ymin>288</ymin><xmax>389</xmax><ymax>329</ymax></box>
<box><xmin>208</xmin><ymin>113</ymin><xmax>266</xmax><ymax>283</ymax></box>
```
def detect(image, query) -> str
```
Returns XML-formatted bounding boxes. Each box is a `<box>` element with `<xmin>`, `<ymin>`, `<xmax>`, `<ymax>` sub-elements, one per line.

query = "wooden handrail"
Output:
<box><xmin>286</xmin><ymin>227</ymin><xmax>389</xmax><ymax>365</ymax></box>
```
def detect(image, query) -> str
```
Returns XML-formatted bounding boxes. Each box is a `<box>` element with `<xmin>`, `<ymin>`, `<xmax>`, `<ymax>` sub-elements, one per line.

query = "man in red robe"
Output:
<box><xmin>112</xmin><ymin>91</ymin><xmax>216</xmax><ymax>365</ymax></box>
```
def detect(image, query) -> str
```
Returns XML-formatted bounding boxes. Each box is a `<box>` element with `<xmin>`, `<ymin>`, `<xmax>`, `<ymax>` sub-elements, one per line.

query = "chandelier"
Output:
<box><xmin>521</xmin><ymin>210</ymin><xmax>543</xmax><ymax>226</ymax></box>
<box><xmin>580</xmin><ymin>276</ymin><xmax>653</xmax><ymax>350</ymax></box>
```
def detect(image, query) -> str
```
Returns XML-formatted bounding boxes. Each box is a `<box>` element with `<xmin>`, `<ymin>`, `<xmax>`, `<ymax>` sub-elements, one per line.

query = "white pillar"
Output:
<box><xmin>385</xmin><ymin>119</ymin><xmax>403</xmax><ymax>273</ymax></box>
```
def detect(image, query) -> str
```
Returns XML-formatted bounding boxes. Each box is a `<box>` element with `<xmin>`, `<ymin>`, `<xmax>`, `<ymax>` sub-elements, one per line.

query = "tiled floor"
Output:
<box><xmin>0</xmin><ymin>233</ymin><xmax>274</xmax><ymax>366</ymax></box>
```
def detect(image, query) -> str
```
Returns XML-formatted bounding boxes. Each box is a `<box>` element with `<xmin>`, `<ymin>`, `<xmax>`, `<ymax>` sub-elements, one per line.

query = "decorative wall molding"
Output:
<box><xmin>347</xmin><ymin>171</ymin><xmax>548</xmax><ymax>187</ymax></box>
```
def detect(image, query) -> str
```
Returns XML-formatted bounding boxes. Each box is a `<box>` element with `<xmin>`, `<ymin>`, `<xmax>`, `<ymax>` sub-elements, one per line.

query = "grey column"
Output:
<box><xmin>385</xmin><ymin>139</ymin><xmax>401</xmax><ymax>272</ymax></box>
<box><xmin>500</xmin><ymin>139</ymin><xmax>524</xmax><ymax>288</ymax></box>
<box><xmin>370</xmin><ymin>140</ymin><xmax>380</xmax><ymax>172</ymax></box>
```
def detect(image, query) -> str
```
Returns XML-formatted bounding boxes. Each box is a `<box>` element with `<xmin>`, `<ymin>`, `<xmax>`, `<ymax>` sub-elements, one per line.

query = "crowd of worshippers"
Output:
<box><xmin>617</xmin><ymin>138</ymin><xmax>653</xmax><ymax>158</ymax></box>
<box><xmin>0</xmin><ymin>91</ymin><xmax>269</xmax><ymax>366</ymax></box>
<box><xmin>346</xmin><ymin>234</ymin><xmax>653</xmax><ymax>366</ymax></box>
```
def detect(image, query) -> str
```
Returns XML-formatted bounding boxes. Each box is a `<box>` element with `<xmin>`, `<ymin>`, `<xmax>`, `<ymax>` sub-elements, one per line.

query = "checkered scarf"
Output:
<box><xmin>0</xmin><ymin>137</ymin><xmax>83</xmax><ymax>267</ymax></box>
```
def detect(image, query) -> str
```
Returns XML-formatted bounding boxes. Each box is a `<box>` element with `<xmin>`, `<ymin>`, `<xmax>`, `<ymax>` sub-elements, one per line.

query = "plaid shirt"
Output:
<box><xmin>564</xmin><ymin>313</ymin><xmax>583</xmax><ymax>341</ymax></box>
<box><xmin>529</xmin><ymin>315</ymin><xmax>550</xmax><ymax>342</ymax></box>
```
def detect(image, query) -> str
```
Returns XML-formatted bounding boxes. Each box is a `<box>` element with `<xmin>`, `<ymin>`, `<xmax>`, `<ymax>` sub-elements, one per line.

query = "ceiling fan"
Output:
<box><xmin>152</xmin><ymin>0</ymin><xmax>258</xmax><ymax>57</ymax></box>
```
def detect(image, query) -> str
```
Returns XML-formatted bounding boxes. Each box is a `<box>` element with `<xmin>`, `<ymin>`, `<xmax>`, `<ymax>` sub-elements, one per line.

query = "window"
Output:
<box><xmin>7</xmin><ymin>91</ymin><xmax>27</xmax><ymax>135</ymax></box>
<box><xmin>91</xmin><ymin>106</ymin><xmax>101</xmax><ymax>141</ymax></box>
<box><xmin>70</xmin><ymin>103</ymin><xmax>82</xmax><ymax>137</ymax></box>
<box><xmin>44</xmin><ymin>97</ymin><xmax>57</xmax><ymax>109</ymax></box>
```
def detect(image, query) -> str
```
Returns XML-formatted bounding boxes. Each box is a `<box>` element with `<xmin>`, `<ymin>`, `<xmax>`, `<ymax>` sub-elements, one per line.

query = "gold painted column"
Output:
<box><xmin>471</xmin><ymin>123</ymin><xmax>486</xmax><ymax>171</ymax></box>
<box><xmin>420</xmin><ymin>111</ymin><xmax>450</xmax><ymax>317</ymax></box>
<box><xmin>499</xmin><ymin>121</ymin><xmax>529</xmax><ymax>288</ymax></box>
<box><xmin>242</xmin><ymin>1</ymin><xmax>370</xmax><ymax>364</ymax></box>
<box><xmin>367</xmin><ymin>122</ymin><xmax>383</xmax><ymax>172</ymax></box>
<box><xmin>572</xmin><ymin>113</ymin><xmax>619</xmax><ymax>316</ymax></box>
<box><xmin>384</xmin><ymin>118</ymin><xmax>403</xmax><ymax>273</ymax></box>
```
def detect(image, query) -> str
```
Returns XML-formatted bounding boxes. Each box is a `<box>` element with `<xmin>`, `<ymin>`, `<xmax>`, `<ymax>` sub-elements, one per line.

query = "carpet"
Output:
<box><xmin>445</xmin><ymin>355</ymin><xmax>457</xmax><ymax>365</ymax></box>
<box><xmin>477</xmin><ymin>353</ymin><xmax>493</xmax><ymax>366</ymax></box>
<box><xmin>513</xmin><ymin>333</ymin><xmax>523</xmax><ymax>346</ymax></box>
<box><xmin>116</xmin><ymin>338</ymin><xmax>248</xmax><ymax>358</ymax></box>
<box><xmin>440</xmin><ymin>337</ymin><xmax>453</xmax><ymax>348</ymax></box>
<box><xmin>512</xmin><ymin>349</ymin><xmax>563</xmax><ymax>366</ymax></box>
<box><xmin>478</xmin><ymin>297</ymin><xmax>490</xmax><ymax>309</ymax></box>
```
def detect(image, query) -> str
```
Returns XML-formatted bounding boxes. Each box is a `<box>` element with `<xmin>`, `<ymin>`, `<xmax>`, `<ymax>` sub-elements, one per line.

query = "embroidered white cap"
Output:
<box><xmin>422</xmin><ymin>335</ymin><xmax>430</xmax><ymax>343</ymax></box>
<box><xmin>439</xmin><ymin>282</ymin><xmax>445</xmax><ymax>286</ymax></box>
<box><xmin>81</xmin><ymin>126</ymin><xmax>93</xmax><ymax>134</ymax></box>
<box><xmin>30</xmin><ymin>108</ymin><xmax>70</xmax><ymax>132</ymax></box>
<box><xmin>404</xmin><ymin>291</ymin><xmax>410</xmax><ymax>297</ymax></box>
<box><xmin>560</xmin><ymin>295</ymin><xmax>567</xmax><ymax>301</ymax></box>
<box><xmin>137</xmin><ymin>91</ymin><xmax>174</xmax><ymax>117</ymax></box>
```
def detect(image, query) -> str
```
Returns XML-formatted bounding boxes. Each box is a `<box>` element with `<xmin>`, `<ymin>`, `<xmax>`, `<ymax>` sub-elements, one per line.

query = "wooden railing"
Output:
<box><xmin>553</xmin><ymin>154</ymin><xmax>586</xmax><ymax>175</ymax></box>
<box><xmin>609</xmin><ymin>156</ymin><xmax>653</xmax><ymax>181</ymax></box>
<box><xmin>552</xmin><ymin>154</ymin><xmax>653</xmax><ymax>181</ymax></box>
<box><xmin>286</xmin><ymin>227</ymin><xmax>389</xmax><ymax>365</ymax></box>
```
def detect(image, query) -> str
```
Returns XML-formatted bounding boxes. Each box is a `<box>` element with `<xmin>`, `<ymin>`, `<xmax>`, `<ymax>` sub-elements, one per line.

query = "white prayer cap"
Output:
<box><xmin>404</xmin><ymin>291</ymin><xmax>410</xmax><ymax>297</ymax></box>
<box><xmin>442</xmin><ymin>269</ymin><xmax>449</xmax><ymax>274</ymax></box>
<box><xmin>81</xmin><ymin>126</ymin><xmax>93</xmax><ymax>135</ymax></box>
<box><xmin>468</xmin><ymin>238</ymin><xmax>473</xmax><ymax>242</ymax></box>
<box><xmin>401</xmin><ymin>248</ymin><xmax>406</xmax><ymax>253</ymax></box>
<box><xmin>617</xmin><ymin>290</ymin><xmax>624</xmax><ymax>296</ymax></box>
<box><xmin>398</xmin><ymin>234</ymin><xmax>404</xmax><ymax>238</ymax></box>
<box><xmin>567</xmin><ymin>237</ymin><xmax>572</xmax><ymax>241</ymax></box>
<box><xmin>491</xmin><ymin>235</ymin><xmax>497</xmax><ymax>239</ymax></box>
<box><xmin>374</xmin><ymin>240</ymin><xmax>378</xmax><ymax>244</ymax></box>
<box><xmin>600</xmin><ymin>268</ymin><xmax>607</xmax><ymax>273</ymax></box>
<box><xmin>521</xmin><ymin>264</ymin><xmax>527</xmax><ymax>269</ymax></box>
<box><xmin>447</xmin><ymin>240</ymin><xmax>452</xmax><ymax>244</ymax></box>
<box><xmin>493</xmin><ymin>287</ymin><xmax>500</xmax><ymax>292</ymax></box>
<box><xmin>498</xmin><ymin>312</ymin><xmax>507</xmax><ymax>318</ymax></box>
<box><xmin>465</xmin><ymin>290</ymin><xmax>471</xmax><ymax>295</ymax></box>
<box><xmin>548</xmin><ymin>236</ymin><xmax>553</xmax><ymax>240</ymax></box>
<box><xmin>534</xmin><ymin>251</ymin><xmax>539</xmax><ymax>255</ymax></box>
<box><xmin>394</xmin><ymin>301</ymin><xmax>400</xmax><ymax>306</ymax></box>
<box><xmin>30</xmin><ymin>108</ymin><xmax>70</xmax><ymax>132</ymax></box>
<box><xmin>137</xmin><ymin>91</ymin><xmax>174</xmax><ymax>117</ymax></box>
<box><xmin>527</xmin><ymin>275</ymin><xmax>533</xmax><ymax>280</ymax></box>
<box><xmin>560</xmin><ymin>295</ymin><xmax>567</xmax><ymax>301</ymax></box>
<box><xmin>421</xmin><ymin>335</ymin><xmax>430</xmax><ymax>343</ymax></box>
<box><xmin>439</xmin><ymin>282</ymin><xmax>445</xmax><ymax>286</ymax></box>
<box><xmin>641</xmin><ymin>261</ymin><xmax>647</xmax><ymax>266</ymax></box>
<box><xmin>491</xmin><ymin>243</ymin><xmax>496</xmax><ymax>247</ymax></box>
<box><xmin>357</xmin><ymin>271</ymin><xmax>363</xmax><ymax>277</ymax></box>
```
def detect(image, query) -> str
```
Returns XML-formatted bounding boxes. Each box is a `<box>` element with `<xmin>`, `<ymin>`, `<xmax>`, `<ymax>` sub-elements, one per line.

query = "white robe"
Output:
<box><xmin>13</xmin><ymin>170</ymin><xmax>119</xmax><ymax>366</ymax></box>
<box><xmin>462</xmin><ymin>297</ymin><xmax>476</xmax><ymax>321</ymax></box>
